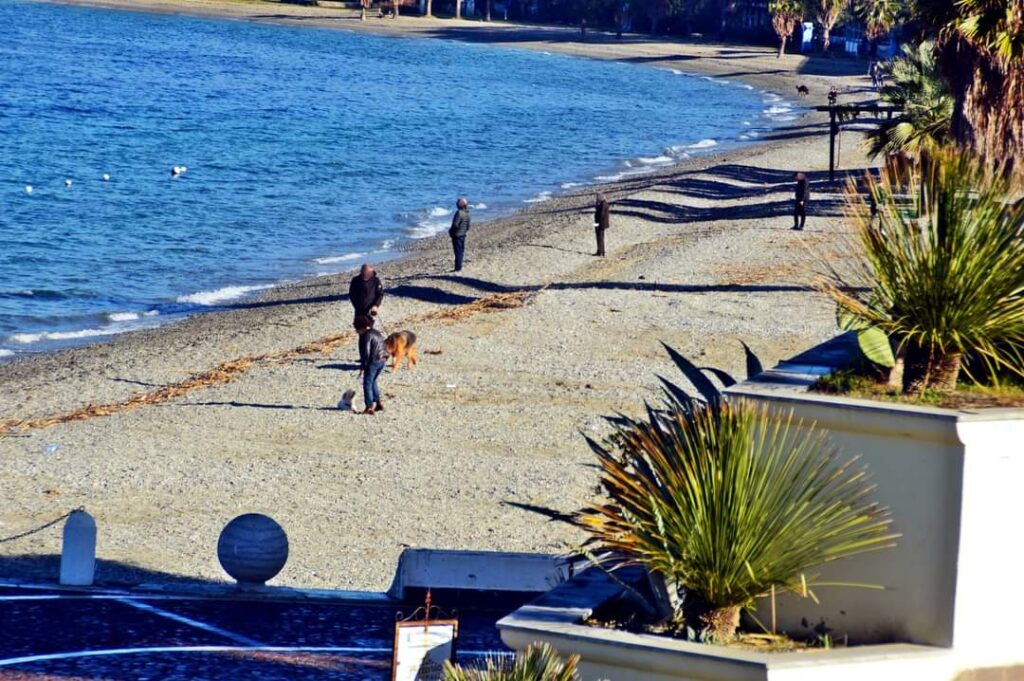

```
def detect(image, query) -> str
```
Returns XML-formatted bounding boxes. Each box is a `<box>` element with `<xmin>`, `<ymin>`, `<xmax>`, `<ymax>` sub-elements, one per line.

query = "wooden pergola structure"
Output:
<box><xmin>814</xmin><ymin>104</ymin><xmax>903</xmax><ymax>182</ymax></box>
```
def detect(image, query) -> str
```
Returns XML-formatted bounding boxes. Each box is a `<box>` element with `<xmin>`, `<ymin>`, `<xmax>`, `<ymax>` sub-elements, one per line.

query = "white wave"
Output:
<box><xmin>10</xmin><ymin>327</ymin><xmax>126</xmax><ymax>344</ymax></box>
<box><xmin>742</xmin><ymin>120</ymin><xmax>751</xmax><ymax>126</ymax></box>
<box><xmin>378</xmin><ymin>239</ymin><xmax>395</xmax><ymax>251</ymax></box>
<box><xmin>107</xmin><ymin>311</ymin><xmax>139</xmax><ymax>322</ymax></box>
<box><xmin>315</xmin><ymin>252</ymin><xmax>365</xmax><ymax>265</ymax></box>
<box><xmin>667</xmin><ymin>68</ymin><xmax>683</xmax><ymax>75</ymax></box>
<box><xmin>472</xmin><ymin>202</ymin><xmax>487</xmax><ymax>210</ymax></box>
<box><xmin>143</xmin><ymin>310</ymin><xmax>159</xmax><ymax>317</ymax></box>
<box><xmin>561</xmin><ymin>181</ymin><xmax>583</xmax><ymax>189</ymax></box>
<box><xmin>523</xmin><ymin>191</ymin><xmax>552</xmax><ymax>204</ymax></box>
<box><xmin>638</xmin><ymin>155</ymin><xmax>674</xmax><ymax>165</ymax></box>
<box><xmin>428</xmin><ymin>206</ymin><xmax>449</xmax><ymax>218</ymax></box>
<box><xmin>765</xmin><ymin>105</ymin><xmax>793</xmax><ymax>116</ymax></box>
<box><xmin>0</xmin><ymin>349</ymin><xmax>14</xmax><ymax>357</ymax></box>
<box><xmin>741</xmin><ymin>84</ymin><xmax>755</xmax><ymax>90</ymax></box>
<box><xmin>739</xmin><ymin>134</ymin><xmax>750</xmax><ymax>140</ymax></box>
<box><xmin>408</xmin><ymin>220</ymin><xmax>448</xmax><ymax>239</ymax></box>
<box><xmin>687</xmin><ymin>139</ymin><xmax>718</xmax><ymax>150</ymax></box>
<box><xmin>177</xmin><ymin>284</ymin><xmax>274</xmax><ymax>306</ymax></box>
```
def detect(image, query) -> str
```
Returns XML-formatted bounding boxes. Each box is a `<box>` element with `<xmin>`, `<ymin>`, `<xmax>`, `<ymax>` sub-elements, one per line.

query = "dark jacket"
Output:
<box><xmin>795</xmin><ymin>179</ymin><xmax>810</xmax><ymax>203</ymax></box>
<box><xmin>349</xmin><ymin>274</ymin><xmax>384</xmax><ymax>315</ymax></box>
<box><xmin>595</xmin><ymin>199</ymin><xmax>611</xmax><ymax>231</ymax></box>
<box><xmin>358</xmin><ymin>329</ymin><xmax>387</xmax><ymax>371</ymax></box>
<box><xmin>449</xmin><ymin>207</ymin><xmax>471</xmax><ymax>238</ymax></box>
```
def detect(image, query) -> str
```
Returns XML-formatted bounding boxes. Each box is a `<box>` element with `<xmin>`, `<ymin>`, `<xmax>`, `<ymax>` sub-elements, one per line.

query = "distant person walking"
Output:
<box><xmin>580</xmin><ymin>17</ymin><xmax>587</xmax><ymax>40</ymax></box>
<box><xmin>349</xmin><ymin>263</ymin><xmax>384</xmax><ymax>321</ymax></box>
<box><xmin>449</xmin><ymin>197</ymin><xmax>471</xmax><ymax>272</ymax></box>
<box><xmin>793</xmin><ymin>172</ymin><xmax>809</xmax><ymax>231</ymax></box>
<box><xmin>355</xmin><ymin>314</ymin><xmax>388</xmax><ymax>415</ymax></box>
<box><xmin>594</xmin><ymin>193</ymin><xmax>610</xmax><ymax>256</ymax></box>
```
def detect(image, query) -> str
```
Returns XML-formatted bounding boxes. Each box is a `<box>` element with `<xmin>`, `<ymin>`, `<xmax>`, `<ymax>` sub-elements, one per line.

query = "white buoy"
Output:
<box><xmin>24</xmin><ymin>185</ymin><xmax>33</xmax><ymax>194</ymax></box>
<box><xmin>102</xmin><ymin>173</ymin><xmax>110</xmax><ymax>182</ymax></box>
<box><xmin>64</xmin><ymin>179</ymin><xmax>73</xmax><ymax>188</ymax></box>
<box><xmin>60</xmin><ymin>510</ymin><xmax>97</xmax><ymax>586</ymax></box>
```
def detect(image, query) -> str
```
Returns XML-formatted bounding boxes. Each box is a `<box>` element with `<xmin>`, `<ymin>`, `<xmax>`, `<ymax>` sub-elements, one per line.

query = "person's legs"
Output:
<box><xmin>595</xmin><ymin>227</ymin><xmax>605</xmax><ymax>256</ymax></box>
<box><xmin>793</xmin><ymin>202</ymin><xmax>805</xmax><ymax>230</ymax></box>
<box><xmin>362</xmin><ymin>367</ymin><xmax>376</xmax><ymax>411</ymax></box>
<box><xmin>453</xmin><ymin>236</ymin><xmax>466</xmax><ymax>271</ymax></box>
<box><xmin>370</xmin><ymin>360</ymin><xmax>385</xmax><ymax>408</ymax></box>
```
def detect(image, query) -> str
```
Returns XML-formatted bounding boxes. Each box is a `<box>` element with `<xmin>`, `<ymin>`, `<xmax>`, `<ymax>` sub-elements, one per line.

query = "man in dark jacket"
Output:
<box><xmin>793</xmin><ymin>172</ymin><xmax>809</xmax><ymax>231</ymax></box>
<box><xmin>449</xmin><ymin>197</ymin><xmax>471</xmax><ymax>272</ymax></box>
<box><xmin>349</xmin><ymin>263</ymin><xmax>384</xmax><ymax>320</ymax></box>
<box><xmin>594</xmin><ymin>193</ymin><xmax>610</xmax><ymax>256</ymax></box>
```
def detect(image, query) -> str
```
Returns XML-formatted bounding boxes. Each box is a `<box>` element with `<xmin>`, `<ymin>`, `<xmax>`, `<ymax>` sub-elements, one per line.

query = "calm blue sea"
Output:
<box><xmin>0</xmin><ymin>1</ymin><xmax>792</xmax><ymax>356</ymax></box>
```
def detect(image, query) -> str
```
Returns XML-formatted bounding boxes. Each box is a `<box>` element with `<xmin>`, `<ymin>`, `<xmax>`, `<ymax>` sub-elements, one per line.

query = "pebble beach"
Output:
<box><xmin>1</xmin><ymin>2</ymin><xmax>875</xmax><ymax>591</ymax></box>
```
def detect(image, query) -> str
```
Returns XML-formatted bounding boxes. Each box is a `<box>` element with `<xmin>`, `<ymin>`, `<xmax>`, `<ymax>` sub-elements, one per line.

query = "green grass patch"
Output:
<box><xmin>813</xmin><ymin>370</ymin><xmax>1024</xmax><ymax>409</ymax></box>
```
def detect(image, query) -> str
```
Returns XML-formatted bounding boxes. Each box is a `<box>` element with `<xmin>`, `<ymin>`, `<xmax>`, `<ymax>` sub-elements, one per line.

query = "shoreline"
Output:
<box><xmin>1</xmin><ymin>3</ymin><xmax>877</xmax><ymax>591</ymax></box>
<box><xmin>3</xmin><ymin>0</ymin><xmax>813</xmax><ymax>361</ymax></box>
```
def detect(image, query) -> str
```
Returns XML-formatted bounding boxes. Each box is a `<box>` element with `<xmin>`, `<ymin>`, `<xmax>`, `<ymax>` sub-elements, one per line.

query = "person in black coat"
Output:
<box><xmin>349</xmin><ymin>263</ymin><xmax>384</xmax><ymax>320</ymax></box>
<box><xmin>793</xmin><ymin>172</ymin><xmax>810</xmax><ymax>231</ymax></box>
<box><xmin>449</xmin><ymin>197</ymin><xmax>471</xmax><ymax>272</ymax></box>
<box><xmin>594</xmin><ymin>193</ymin><xmax>611</xmax><ymax>256</ymax></box>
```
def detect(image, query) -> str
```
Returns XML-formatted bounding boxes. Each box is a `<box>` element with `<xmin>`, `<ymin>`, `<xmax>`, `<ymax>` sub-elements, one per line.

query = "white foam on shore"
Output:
<box><xmin>428</xmin><ymin>206</ymin><xmax>449</xmax><ymax>218</ymax></box>
<box><xmin>638</xmin><ymin>155</ymin><xmax>674</xmax><ymax>165</ymax></box>
<box><xmin>177</xmin><ymin>284</ymin><xmax>274</xmax><ymax>306</ymax></box>
<box><xmin>10</xmin><ymin>327</ymin><xmax>126</xmax><ymax>344</ymax></box>
<box><xmin>0</xmin><ymin>349</ymin><xmax>14</xmax><ymax>358</ymax></box>
<box><xmin>315</xmin><ymin>252</ymin><xmax>365</xmax><ymax>265</ymax></box>
<box><xmin>108</xmin><ymin>311</ymin><xmax>139</xmax><ymax>322</ymax></box>
<box><xmin>561</xmin><ymin>181</ymin><xmax>583</xmax><ymax>189</ymax></box>
<box><xmin>472</xmin><ymin>202</ymin><xmax>487</xmax><ymax>210</ymax></box>
<box><xmin>687</xmin><ymin>139</ymin><xmax>718</xmax><ymax>150</ymax></box>
<box><xmin>523</xmin><ymin>191</ymin><xmax>553</xmax><ymax>204</ymax></box>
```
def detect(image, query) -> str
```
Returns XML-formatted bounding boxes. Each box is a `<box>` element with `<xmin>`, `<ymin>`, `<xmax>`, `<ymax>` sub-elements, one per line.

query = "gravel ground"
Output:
<box><xmin>0</xmin><ymin>10</ymin><xmax>877</xmax><ymax>591</ymax></box>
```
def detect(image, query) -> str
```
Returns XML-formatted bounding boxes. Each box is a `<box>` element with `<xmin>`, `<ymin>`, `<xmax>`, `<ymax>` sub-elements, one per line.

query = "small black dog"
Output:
<box><xmin>796</xmin><ymin>84</ymin><xmax>810</xmax><ymax>96</ymax></box>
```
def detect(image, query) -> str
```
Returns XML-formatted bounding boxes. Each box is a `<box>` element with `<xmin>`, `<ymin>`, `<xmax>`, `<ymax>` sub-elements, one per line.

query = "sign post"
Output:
<box><xmin>392</xmin><ymin>591</ymin><xmax>459</xmax><ymax>681</ymax></box>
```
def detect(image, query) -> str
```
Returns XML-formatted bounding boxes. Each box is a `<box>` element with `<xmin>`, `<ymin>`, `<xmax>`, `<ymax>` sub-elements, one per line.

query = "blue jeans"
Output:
<box><xmin>363</xmin><ymin>359</ymin><xmax>385</xmax><ymax>409</ymax></box>
<box><xmin>451</xmin><ymin>234</ymin><xmax>466</xmax><ymax>271</ymax></box>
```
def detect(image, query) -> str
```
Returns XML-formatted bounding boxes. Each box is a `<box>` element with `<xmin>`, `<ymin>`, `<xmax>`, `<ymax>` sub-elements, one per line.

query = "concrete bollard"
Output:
<box><xmin>60</xmin><ymin>510</ymin><xmax>96</xmax><ymax>586</ymax></box>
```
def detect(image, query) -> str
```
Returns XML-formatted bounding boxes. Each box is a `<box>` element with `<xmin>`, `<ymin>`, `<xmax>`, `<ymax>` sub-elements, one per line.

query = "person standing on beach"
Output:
<box><xmin>594</xmin><ymin>193</ymin><xmax>610</xmax><ymax>256</ymax></box>
<box><xmin>793</xmin><ymin>172</ymin><xmax>809</xmax><ymax>231</ymax></box>
<box><xmin>349</xmin><ymin>263</ymin><xmax>384</xmax><ymax>321</ymax></box>
<box><xmin>355</xmin><ymin>314</ymin><xmax>388</xmax><ymax>415</ymax></box>
<box><xmin>449</xmin><ymin>197</ymin><xmax>471</xmax><ymax>272</ymax></box>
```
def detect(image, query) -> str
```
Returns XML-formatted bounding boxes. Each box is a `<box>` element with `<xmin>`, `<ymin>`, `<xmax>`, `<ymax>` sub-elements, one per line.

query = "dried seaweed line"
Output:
<box><xmin>0</xmin><ymin>288</ymin><xmax>540</xmax><ymax>437</ymax></box>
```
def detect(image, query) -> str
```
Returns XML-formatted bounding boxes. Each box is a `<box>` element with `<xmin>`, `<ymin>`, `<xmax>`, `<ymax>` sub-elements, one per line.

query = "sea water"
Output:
<box><xmin>0</xmin><ymin>1</ymin><xmax>792</xmax><ymax>355</ymax></box>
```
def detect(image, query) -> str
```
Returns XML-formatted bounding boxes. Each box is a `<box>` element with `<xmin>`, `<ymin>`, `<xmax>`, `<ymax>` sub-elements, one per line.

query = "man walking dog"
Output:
<box><xmin>349</xmin><ymin>262</ymin><xmax>384</xmax><ymax>321</ymax></box>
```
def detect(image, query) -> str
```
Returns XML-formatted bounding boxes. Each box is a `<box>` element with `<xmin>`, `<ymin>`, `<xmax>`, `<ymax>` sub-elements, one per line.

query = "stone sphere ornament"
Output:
<box><xmin>217</xmin><ymin>513</ymin><xmax>289</xmax><ymax>585</ymax></box>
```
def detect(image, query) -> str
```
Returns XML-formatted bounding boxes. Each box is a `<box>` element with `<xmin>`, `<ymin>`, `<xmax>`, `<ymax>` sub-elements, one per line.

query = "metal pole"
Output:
<box><xmin>829</xmin><ymin>108</ymin><xmax>837</xmax><ymax>183</ymax></box>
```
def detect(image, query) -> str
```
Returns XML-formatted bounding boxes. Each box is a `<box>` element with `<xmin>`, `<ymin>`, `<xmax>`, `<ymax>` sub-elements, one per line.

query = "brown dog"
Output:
<box><xmin>384</xmin><ymin>331</ymin><xmax>418</xmax><ymax>372</ymax></box>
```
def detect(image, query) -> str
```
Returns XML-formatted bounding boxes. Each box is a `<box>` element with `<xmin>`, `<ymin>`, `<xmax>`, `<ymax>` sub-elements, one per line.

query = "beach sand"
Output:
<box><xmin>1</xmin><ymin>3</ymin><xmax>877</xmax><ymax>591</ymax></box>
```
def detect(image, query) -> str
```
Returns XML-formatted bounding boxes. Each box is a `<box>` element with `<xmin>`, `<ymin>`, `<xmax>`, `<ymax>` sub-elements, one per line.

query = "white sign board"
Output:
<box><xmin>392</xmin><ymin>620</ymin><xmax>458</xmax><ymax>681</ymax></box>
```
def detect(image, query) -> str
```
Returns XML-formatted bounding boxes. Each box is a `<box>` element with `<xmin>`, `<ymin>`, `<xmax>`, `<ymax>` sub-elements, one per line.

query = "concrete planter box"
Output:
<box><xmin>498</xmin><ymin>568</ymin><xmax>951</xmax><ymax>681</ymax></box>
<box><xmin>722</xmin><ymin>334</ymin><xmax>1024</xmax><ymax>672</ymax></box>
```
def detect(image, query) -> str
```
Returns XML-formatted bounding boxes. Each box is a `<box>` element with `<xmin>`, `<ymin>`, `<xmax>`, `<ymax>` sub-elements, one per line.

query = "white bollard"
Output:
<box><xmin>60</xmin><ymin>510</ymin><xmax>96</xmax><ymax>586</ymax></box>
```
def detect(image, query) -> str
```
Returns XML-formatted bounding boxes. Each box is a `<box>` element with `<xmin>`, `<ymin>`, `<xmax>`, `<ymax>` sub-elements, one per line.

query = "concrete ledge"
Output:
<box><xmin>387</xmin><ymin>549</ymin><xmax>575</xmax><ymax>600</ymax></box>
<box><xmin>499</xmin><ymin>568</ymin><xmax>954</xmax><ymax>681</ymax></box>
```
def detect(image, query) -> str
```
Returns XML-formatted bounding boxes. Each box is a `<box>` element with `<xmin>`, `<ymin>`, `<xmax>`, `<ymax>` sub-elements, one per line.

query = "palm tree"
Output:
<box><xmin>443</xmin><ymin>643</ymin><xmax>580</xmax><ymax>681</ymax></box>
<box><xmin>816</xmin><ymin>0</ymin><xmax>848</xmax><ymax>52</ymax></box>
<box><xmin>425</xmin><ymin>0</ymin><xmax>433</xmax><ymax>16</ymax></box>
<box><xmin>855</xmin><ymin>0</ymin><xmax>901</xmax><ymax>56</ymax></box>
<box><xmin>866</xmin><ymin>41</ymin><xmax>954</xmax><ymax>158</ymax></box>
<box><xmin>820</xmin><ymin>149</ymin><xmax>1024</xmax><ymax>394</ymax></box>
<box><xmin>921</xmin><ymin>0</ymin><xmax>1024</xmax><ymax>178</ymax></box>
<box><xmin>455</xmin><ymin>0</ymin><xmax>462</xmax><ymax>19</ymax></box>
<box><xmin>576</xmin><ymin>349</ymin><xmax>896</xmax><ymax>641</ymax></box>
<box><xmin>769</xmin><ymin>0</ymin><xmax>804</xmax><ymax>59</ymax></box>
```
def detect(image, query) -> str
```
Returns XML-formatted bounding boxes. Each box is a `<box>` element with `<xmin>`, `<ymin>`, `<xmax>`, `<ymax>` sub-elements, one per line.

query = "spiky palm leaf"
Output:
<box><xmin>576</xmin><ymin>394</ymin><xmax>896</xmax><ymax>641</ymax></box>
<box><xmin>855</xmin><ymin>0</ymin><xmax>901</xmax><ymax>40</ymax></box>
<box><xmin>442</xmin><ymin>643</ymin><xmax>579</xmax><ymax>681</ymax></box>
<box><xmin>867</xmin><ymin>41</ymin><xmax>953</xmax><ymax>158</ymax></box>
<box><xmin>819</xmin><ymin>148</ymin><xmax>1024</xmax><ymax>393</ymax></box>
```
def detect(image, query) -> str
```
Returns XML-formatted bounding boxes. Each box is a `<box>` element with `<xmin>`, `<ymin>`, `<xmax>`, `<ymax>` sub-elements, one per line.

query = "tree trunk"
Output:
<box><xmin>393</xmin><ymin>0</ymin><xmax>399</xmax><ymax>17</ymax></box>
<box><xmin>485</xmin><ymin>0</ymin><xmax>490</xmax><ymax>21</ymax></box>
<box><xmin>455</xmin><ymin>0</ymin><xmax>461</xmax><ymax>19</ymax></box>
<box><xmin>930</xmin><ymin>352</ymin><xmax>962</xmax><ymax>392</ymax></box>
<box><xmin>777</xmin><ymin>35</ymin><xmax>786</xmax><ymax>59</ymax></box>
<box><xmin>682</xmin><ymin>596</ymin><xmax>740</xmax><ymax>643</ymax></box>
<box><xmin>425</xmin><ymin>0</ymin><xmax>432</xmax><ymax>16</ymax></box>
<box><xmin>360</xmin><ymin>0</ymin><xmax>366</xmax><ymax>20</ymax></box>
<box><xmin>822</xmin><ymin>25</ymin><xmax>831</xmax><ymax>52</ymax></box>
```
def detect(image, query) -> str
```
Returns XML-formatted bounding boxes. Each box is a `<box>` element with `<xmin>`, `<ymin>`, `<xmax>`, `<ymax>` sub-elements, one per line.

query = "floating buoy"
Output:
<box><xmin>171</xmin><ymin>165</ymin><xmax>188</xmax><ymax>177</ymax></box>
<box><xmin>24</xmin><ymin>185</ymin><xmax>33</xmax><ymax>194</ymax></box>
<box><xmin>64</xmin><ymin>179</ymin><xmax>73</xmax><ymax>188</ymax></box>
<box><xmin>102</xmin><ymin>173</ymin><xmax>110</xmax><ymax>182</ymax></box>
